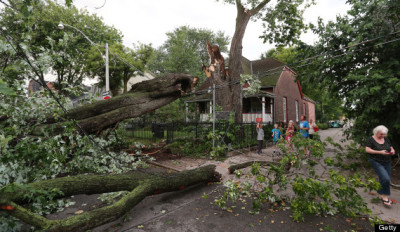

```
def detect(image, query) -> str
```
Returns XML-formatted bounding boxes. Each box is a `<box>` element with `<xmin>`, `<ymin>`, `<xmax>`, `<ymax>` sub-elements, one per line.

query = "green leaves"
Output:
<box><xmin>240</xmin><ymin>74</ymin><xmax>261</xmax><ymax>97</ymax></box>
<box><xmin>260</xmin><ymin>0</ymin><xmax>314</xmax><ymax>46</ymax></box>
<box><xmin>0</xmin><ymin>82</ymin><xmax>16</xmax><ymax>96</ymax></box>
<box><xmin>305</xmin><ymin>0</ymin><xmax>400</xmax><ymax>148</ymax></box>
<box><xmin>216</xmin><ymin>134</ymin><xmax>376</xmax><ymax>222</ymax></box>
<box><xmin>1</xmin><ymin>0</ymin><xmax>123</xmax><ymax>90</ymax></box>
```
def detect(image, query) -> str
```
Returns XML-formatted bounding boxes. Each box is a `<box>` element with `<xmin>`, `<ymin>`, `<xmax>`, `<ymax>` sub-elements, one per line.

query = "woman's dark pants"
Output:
<box><xmin>257</xmin><ymin>140</ymin><xmax>263</xmax><ymax>154</ymax></box>
<box><xmin>369</xmin><ymin>158</ymin><xmax>391</xmax><ymax>195</ymax></box>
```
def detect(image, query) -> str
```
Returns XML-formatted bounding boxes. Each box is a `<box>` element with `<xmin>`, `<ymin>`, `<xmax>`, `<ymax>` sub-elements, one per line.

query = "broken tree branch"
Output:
<box><xmin>228</xmin><ymin>160</ymin><xmax>279</xmax><ymax>174</ymax></box>
<box><xmin>33</xmin><ymin>73</ymin><xmax>196</xmax><ymax>135</ymax></box>
<box><xmin>2</xmin><ymin>165</ymin><xmax>219</xmax><ymax>232</ymax></box>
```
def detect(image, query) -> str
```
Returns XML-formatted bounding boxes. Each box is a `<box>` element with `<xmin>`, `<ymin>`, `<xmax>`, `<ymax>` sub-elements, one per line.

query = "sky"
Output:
<box><xmin>71</xmin><ymin>0</ymin><xmax>351</xmax><ymax>61</ymax></box>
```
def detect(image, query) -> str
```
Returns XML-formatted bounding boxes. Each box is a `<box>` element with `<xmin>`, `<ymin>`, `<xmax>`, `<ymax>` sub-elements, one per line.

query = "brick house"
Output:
<box><xmin>27</xmin><ymin>79</ymin><xmax>92</xmax><ymax>107</ymax></box>
<box><xmin>186</xmin><ymin>57</ymin><xmax>316</xmax><ymax>124</ymax></box>
<box><xmin>27</xmin><ymin>79</ymin><xmax>57</xmax><ymax>96</ymax></box>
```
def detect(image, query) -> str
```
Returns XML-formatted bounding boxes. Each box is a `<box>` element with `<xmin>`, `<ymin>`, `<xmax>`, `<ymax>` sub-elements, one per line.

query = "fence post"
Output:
<box><xmin>131</xmin><ymin>120</ymin><xmax>134</xmax><ymax>137</ymax></box>
<box><xmin>195</xmin><ymin>121</ymin><xmax>198</xmax><ymax>138</ymax></box>
<box><xmin>166</xmin><ymin>123</ymin><xmax>170</xmax><ymax>144</ymax></box>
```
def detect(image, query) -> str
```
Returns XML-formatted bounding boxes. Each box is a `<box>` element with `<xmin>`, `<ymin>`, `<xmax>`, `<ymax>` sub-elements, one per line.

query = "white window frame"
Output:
<box><xmin>283</xmin><ymin>97</ymin><xmax>287</xmax><ymax>122</ymax></box>
<box><xmin>295</xmin><ymin>100</ymin><xmax>299</xmax><ymax>122</ymax></box>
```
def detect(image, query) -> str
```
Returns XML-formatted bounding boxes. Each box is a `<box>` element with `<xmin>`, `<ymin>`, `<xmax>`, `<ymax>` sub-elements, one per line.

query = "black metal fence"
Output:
<box><xmin>125</xmin><ymin>121</ymin><xmax>274</xmax><ymax>148</ymax></box>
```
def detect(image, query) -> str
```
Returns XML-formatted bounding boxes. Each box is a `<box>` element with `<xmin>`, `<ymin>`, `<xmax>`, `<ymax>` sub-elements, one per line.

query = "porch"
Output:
<box><xmin>185</xmin><ymin>92</ymin><xmax>275</xmax><ymax>123</ymax></box>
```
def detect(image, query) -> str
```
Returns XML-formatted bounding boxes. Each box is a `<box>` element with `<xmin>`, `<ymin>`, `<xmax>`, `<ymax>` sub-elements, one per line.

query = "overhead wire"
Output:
<box><xmin>259</xmin><ymin>35</ymin><xmax>400</xmax><ymax>79</ymax></box>
<box><xmin>261</xmin><ymin>30</ymin><xmax>400</xmax><ymax>76</ymax></box>
<box><xmin>107</xmin><ymin>48</ymin><xmax>151</xmax><ymax>79</ymax></box>
<box><xmin>182</xmin><ymin>33</ymin><xmax>400</xmax><ymax>100</ymax></box>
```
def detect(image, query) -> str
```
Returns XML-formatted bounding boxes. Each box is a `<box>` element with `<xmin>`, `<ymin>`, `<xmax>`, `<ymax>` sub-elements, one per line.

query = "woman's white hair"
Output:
<box><xmin>373</xmin><ymin>125</ymin><xmax>389</xmax><ymax>135</ymax></box>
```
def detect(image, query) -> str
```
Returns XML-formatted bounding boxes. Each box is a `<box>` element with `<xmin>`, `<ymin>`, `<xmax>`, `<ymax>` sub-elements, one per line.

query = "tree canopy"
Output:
<box><xmin>85</xmin><ymin>42</ymin><xmax>153</xmax><ymax>96</ymax></box>
<box><xmin>304</xmin><ymin>0</ymin><xmax>400</xmax><ymax>148</ymax></box>
<box><xmin>0</xmin><ymin>0</ymin><xmax>122</xmax><ymax>90</ymax></box>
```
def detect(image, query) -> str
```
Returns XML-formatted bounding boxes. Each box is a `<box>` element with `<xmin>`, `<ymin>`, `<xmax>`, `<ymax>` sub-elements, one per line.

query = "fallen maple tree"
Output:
<box><xmin>33</xmin><ymin>73</ymin><xmax>196</xmax><ymax>135</ymax></box>
<box><xmin>1</xmin><ymin>165</ymin><xmax>219</xmax><ymax>232</ymax></box>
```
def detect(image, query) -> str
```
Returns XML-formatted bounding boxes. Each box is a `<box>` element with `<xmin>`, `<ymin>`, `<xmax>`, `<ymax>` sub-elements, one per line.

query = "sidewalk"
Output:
<box><xmin>319</xmin><ymin>128</ymin><xmax>400</xmax><ymax>223</ymax></box>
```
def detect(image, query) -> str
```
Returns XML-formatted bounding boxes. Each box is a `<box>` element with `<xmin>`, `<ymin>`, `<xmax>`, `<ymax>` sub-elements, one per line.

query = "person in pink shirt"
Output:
<box><xmin>285</xmin><ymin>120</ymin><xmax>295</xmax><ymax>152</ymax></box>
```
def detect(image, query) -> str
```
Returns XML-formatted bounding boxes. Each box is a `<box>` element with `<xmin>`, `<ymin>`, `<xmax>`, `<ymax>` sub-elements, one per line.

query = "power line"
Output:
<box><xmin>184</xmin><ymin>34</ymin><xmax>400</xmax><ymax>99</ymax></box>
<box><xmin>261</xmin><ymin>30</ymin><xmax>400</xmax><ymax>76</ymax></box>
<box><xmin>261</xmin><ymin>35</ymin><xmax>400</xmax><ymax>78</ymax></box>
<box><xmin>108</xmin><ymin>48</ymin><xmax>151</xmax><ymax>79</ymax></box>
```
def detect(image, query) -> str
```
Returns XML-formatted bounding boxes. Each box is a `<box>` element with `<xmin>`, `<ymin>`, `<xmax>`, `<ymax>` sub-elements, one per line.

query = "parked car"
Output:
<box><xmin>328</xmin><ymin>120</ymin><xmax>343</xmax><ymax>128</ymax></box>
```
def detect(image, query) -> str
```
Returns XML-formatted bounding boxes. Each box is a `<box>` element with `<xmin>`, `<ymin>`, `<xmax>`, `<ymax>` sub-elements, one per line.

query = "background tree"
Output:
<box><xmin>147</xmin><ymin>25</ymin><xmax>229</xmax><ymax>81</ymax></box>
<box><xmin>85</xmin><ymin>42</ymin><xmax>153</xmax><ymax>96</ymax></box>
<box><xmin>0</xmin><ymin>0</ymin><xmax>122</xmax><ymax>90</ymax></box>
<box><xmin>145</xmin><ymin>26</ymin><xmax>229</xmax><ymax>122</ymax></box>
<box><xmin>260</xmin><ymin>46</ymin><xmax>297</xmax><ymax>64</ymax></box>
<box><xmin>304</xmin><ymin>0</ymin><xmax>400</xmax><ymax>148</ymax></box>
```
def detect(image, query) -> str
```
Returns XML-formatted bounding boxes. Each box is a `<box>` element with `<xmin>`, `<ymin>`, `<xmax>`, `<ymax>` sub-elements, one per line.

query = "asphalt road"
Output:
<box><xmin>90</xmin><ymin>128</ymin><xmax>396</xmax><ymax>232</ymax></box>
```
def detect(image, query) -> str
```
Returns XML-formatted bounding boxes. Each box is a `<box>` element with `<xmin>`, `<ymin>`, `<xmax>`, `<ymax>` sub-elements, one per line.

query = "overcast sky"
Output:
<box><xmin>72</xmin><ymin>0</ymin><xmax>351</xmax><ymax>60</ymax></box>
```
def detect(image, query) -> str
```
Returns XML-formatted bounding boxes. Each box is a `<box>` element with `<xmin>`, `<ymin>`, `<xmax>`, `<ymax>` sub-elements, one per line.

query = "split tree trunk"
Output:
<box><xmin>2</xmin><ymin>165</ymin><xmax>219</xmax><ymax>232</ymax></box>
<box><xmin>206</xmin><ymin>0</ymin><xmax>271</xmax><ymax>123</ymax></box>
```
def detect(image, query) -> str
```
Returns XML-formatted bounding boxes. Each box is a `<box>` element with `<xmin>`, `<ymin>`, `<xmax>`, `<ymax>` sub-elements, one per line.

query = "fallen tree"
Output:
<box><xmin>33</xmin><ymin>73</ymin><xmax>196</xmax><ymax>135</ymax></box>
<box><xmin>0</xmin><ymin>72</ymin><xmax>207</xmax><ymax>231</ymax></box>
<box><xmin>1</xmin><ymin>165</ymin><xmax>219</xmax><ymax>232</ymax></box>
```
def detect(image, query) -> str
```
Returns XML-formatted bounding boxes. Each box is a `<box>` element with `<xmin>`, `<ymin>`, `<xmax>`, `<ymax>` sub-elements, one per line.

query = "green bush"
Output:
<box><xmin>317</xmin><ymin>123</ymin><xmax>329</xmax><ymax>130</ymax></box>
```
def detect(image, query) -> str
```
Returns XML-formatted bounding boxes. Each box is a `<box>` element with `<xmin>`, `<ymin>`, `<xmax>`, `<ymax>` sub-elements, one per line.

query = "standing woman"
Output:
<box><xmin>309</xmin><ymin>119</ymin><xmax>318</xmax><ymax>140</ymax></box>
<box><xmin>365</xmin><ymin>125</ymin><xmax>396</xmax><ymax>206</ymax></box>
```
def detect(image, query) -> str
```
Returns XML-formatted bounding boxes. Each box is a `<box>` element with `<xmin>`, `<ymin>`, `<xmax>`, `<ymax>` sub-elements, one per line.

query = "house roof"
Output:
<box><xmin>250</xmin><ymin>58</ymin><xmax>286</xmax><ymax>87</ymax></box>
<box><xmin>196</xmin><ymin>78</ymin><xmax>213</xmax><ymax>92</ymax></box>
<box><xmin>303</xmin><ymin>94</ymin><xmax>317</xmax><ymax>104</ymax></box>
<box><xmin>243</xmin><ymin>90</ymin><xmax>275</xmax><ymax>99</ymax></box>
<box><xmin>186</xmin><ymin>57</ymin><xmax>315</xmax><ymax>103</ymax></box>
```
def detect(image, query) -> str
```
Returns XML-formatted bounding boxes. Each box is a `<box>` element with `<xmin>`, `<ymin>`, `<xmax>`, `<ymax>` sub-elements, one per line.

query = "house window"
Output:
<box><xmin>283</xmin><ymin>97</ymin><xmax>287</xmax><ymax>122</ymax></box>
<box><xmin>303</xmin><ymin>103</ymin><xmax>306</xmax><ymax>115</ymax></box>
<box><xmin>295</xmin><ymin>100</ymin><xmax>299</xmax><ymax>122</ymax></box>
<box><xmin>265</xmin><ymin>98</ymin><xmax>272</xmax><ymax>114</ymax></box>
<box><xmin>198</xmin><ymin>102</ymin><xmax>209</xmax><ymax>114</ymax></box>
<box><xmin>243</xmin><ymin>97</ymin><xmax>262</xmax><ymax>113</ymax></box>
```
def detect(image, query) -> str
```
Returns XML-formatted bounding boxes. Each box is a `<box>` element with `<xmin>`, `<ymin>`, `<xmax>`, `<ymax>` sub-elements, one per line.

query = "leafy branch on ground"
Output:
<box><xmin>215</xmin><ymin>134</ymin><xmax>380</xmax><ymax>223</ymax></box>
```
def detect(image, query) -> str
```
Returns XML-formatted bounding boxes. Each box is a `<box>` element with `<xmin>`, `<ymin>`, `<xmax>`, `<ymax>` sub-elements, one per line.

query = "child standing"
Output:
<box><xmin>285</xmin><ymin>120</ymin><xmax>295</xmax><ymax>152</ymax></box>
<box><xmin>272</xmin><ymin>124</ymin><xmax>281</xmax><ymax>153</ymax></box>
<box><xmin>256</xmin><ymin>123</ymin><xmax>264</xmax><ymax>155</ymax></box>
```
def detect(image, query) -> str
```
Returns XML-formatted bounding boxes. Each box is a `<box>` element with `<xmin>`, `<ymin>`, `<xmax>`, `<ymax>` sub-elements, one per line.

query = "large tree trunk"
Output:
<box><xmin>1</xmin><ymin>165</ymin><xmax>219</xmax><ymax>232</ymax></box>
<box><xmin>206</xmin><ymin>0</ymin><xmax>271</xmax><ymax>123</ymax></box>
<box><xmin>226</xmin><ymin>3</ymin><xmax>251</xmax><ymax>123</ymax></box>
<box><xmin>34</xmin><ymin>73</ymin><xmax>195</xmax><ymax>135</ymax></box>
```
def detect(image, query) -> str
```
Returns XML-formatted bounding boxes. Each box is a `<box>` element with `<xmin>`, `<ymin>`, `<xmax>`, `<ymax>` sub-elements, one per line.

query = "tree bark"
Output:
<box><xmin>228</xmin><ymin>160</ymin><xmax>278</xmax><ymax>174</ymax></box>
<box><xmin>206</xmin><ymin>0</ymin><xmax>271</xmax><ymax>123</ymax></box>
<box><xmin>34</xmin><ymin>73</ymin><xmax>195</xmax><ymax>135</ymax></box>
<box><xmin>1</xmin><ymin>165</ymin><xmax>219</xmax><ymax>232</ymax></box>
